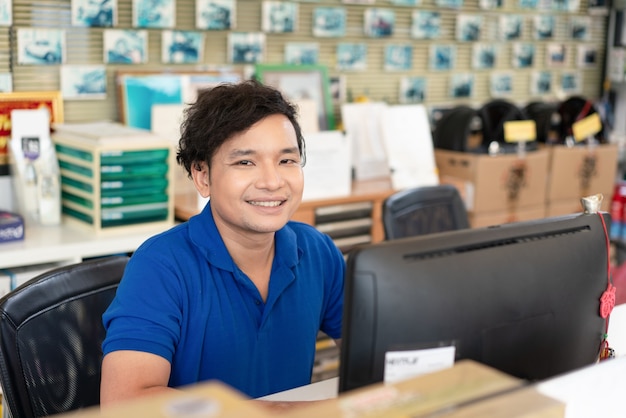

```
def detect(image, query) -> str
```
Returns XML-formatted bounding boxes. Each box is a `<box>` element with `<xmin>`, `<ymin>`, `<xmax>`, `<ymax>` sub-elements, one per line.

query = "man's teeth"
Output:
<box><xmin>250</xmin><ymin>201</ymin><xmax>282</xmax><ymax>207</ymax></box>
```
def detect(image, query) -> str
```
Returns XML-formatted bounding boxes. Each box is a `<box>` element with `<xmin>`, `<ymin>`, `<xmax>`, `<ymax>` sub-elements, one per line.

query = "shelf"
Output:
<box><xmin>0</xmin><ymin>222</ymin><xmax>171</xmax><ymax>270</ymax></box>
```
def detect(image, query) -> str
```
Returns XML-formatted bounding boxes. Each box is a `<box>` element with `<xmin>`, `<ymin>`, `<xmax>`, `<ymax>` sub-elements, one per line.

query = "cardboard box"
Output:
<box><xmin>545</xmin><ymin>143</ymin><xmax>619</xmax><ymax>202</ymax></box>
<box><xmin>546</xmin><ymin>197</ymin><xmax>610</xmax><ymax>218</ymax></box>
<box><xmin>435</xmin><ymin>149</ymin><xmax>550</xmax><ymax>213</ymax></box>
<box><xmin>55</xmin><ymin>380</ymin><xmax>272</xmax><ymax>418</ymax></box>
<box><xmin>52</xmin><ymin>122</ymin><xmax>175</xmax><ymax>235</ymax></box>
<box><xmin>469</xmin><ymin>205</ymin><xmax>547</xmax><ymax>229</ymax></box>
<box><xmin>283</xmin><ymin>360</ymin><xmax>562</xmax><ymax>418</ymax></box>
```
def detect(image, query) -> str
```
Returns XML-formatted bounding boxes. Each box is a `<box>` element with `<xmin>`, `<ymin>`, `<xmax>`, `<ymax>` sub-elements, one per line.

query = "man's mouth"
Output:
<box><xmin>248</xmin><ymin>200</ymin><xmax>284</xmax><ymax>207</ymax></box>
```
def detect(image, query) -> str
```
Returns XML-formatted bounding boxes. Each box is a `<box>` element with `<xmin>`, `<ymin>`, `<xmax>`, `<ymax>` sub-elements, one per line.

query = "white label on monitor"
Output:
<box><xmin>383</xmin><ymin>346</ymin><xmax>455</xmax><ymax>384</ymax></box>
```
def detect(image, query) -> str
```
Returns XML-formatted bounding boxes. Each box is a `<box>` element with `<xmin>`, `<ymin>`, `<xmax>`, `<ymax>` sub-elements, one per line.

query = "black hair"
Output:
<box><xmin>176</xmin><ymin>79</ymin><xmax>305</xmax><ymax>177</ymax></box>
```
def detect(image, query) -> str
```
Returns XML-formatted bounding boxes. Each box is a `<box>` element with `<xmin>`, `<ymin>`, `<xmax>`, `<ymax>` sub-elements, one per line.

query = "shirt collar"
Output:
<box><xmin>188</xmin><ymin>201</ymin><xmax>301</xmax><ymax>272</ymax></box>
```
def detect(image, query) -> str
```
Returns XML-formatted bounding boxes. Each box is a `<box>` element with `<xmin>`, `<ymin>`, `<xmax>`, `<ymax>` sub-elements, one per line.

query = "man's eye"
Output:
<box><xmin>281</xmin><ymin>159</ymin><xmax>299</xmax><ymax>165</ymax></box>
<box><xmin>237</xmin><ymin>160</ymin><xmax>253</xmax><ymax>166</ymax></box>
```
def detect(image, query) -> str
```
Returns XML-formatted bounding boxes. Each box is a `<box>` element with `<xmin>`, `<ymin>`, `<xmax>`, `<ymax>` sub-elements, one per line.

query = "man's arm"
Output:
<box><xmin>100</xmin><ymin>350</ymin><xmax>175</xmax><ymax>406</ymax></box>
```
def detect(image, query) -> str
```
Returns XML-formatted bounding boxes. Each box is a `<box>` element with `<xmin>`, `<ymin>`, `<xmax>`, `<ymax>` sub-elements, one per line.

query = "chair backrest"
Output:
<box><xmin>382</xmin><ymin>184</ymin><xmax>470</xmax><ymax>240</ymax></box>
<box><xmin>0</xmin><ymin>255</ymin><xmax>129</xmax><ymax>418</ymax></box>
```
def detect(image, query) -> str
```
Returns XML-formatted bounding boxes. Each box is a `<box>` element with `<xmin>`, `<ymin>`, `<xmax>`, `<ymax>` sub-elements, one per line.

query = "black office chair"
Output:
<box><xmin>0</xmin><ymin>255</ymin><xmax>129</xmax><ymax>418</ymax></box>
<box><xmin>382</xmin><ymin>184</ymin><xmax>470</xmax><ymax>240</ymax></box>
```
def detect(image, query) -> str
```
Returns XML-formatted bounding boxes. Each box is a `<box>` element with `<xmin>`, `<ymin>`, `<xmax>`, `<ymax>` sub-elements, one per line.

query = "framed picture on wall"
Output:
<box><xmin>17</xmin><ymin>28</ymin><xmax>65</xmax><ymax>65</ymax></box>
<box><xmin>132</xmin><ymin>0</ymin><xmax>175</xmax><ymax>28</ymax></box>
<box><xmin>262</xmin><ymin>1</ymin><xmax>298</xmax><ymax>33</ymax></box>
<box><xmin>0</xmin><ymin>91</ymin><xmax>63</xmax><ymax>176</ymax></box>
<box><xmin>60</xmin><ymin>65</ymin><xmax>107</xmax><ymax>100</ymax></box>
<box><xmin>312</xmin><ymin>7</ymin><xmax>346</xmax><ymax>37</ymax></box>
<box><xmin>71</xmin><ymin>0</ymin><xmax>116</xmax><ymax>27</ymax></box>
<box><xmin>117</xmin><ymin>70</ymin><xmax>242</xmax><ymax>129</ymax></box>
<box><xmin>0</xmin><ymin>0</ymin><xmax>12</xmax><ymax>26</ymax></box>
<box><xmin>227</xmin><ymin>32</ymin><xmax>265</xmax><ymax>64</ymax></box>
<box><xmin>255</xmin><ymin>64</ymin><xmax>335</xmax><ymax>131</ymax></box>
<box><xmin>196</xmin><ymin>0</ymin><xmax>235</xmax><ymax>30</ymax></box>
<box><xmin>103</xmin><ymin>29</ymin><xmax>147</xmax><ymax>64</ymax></box>
<box><xmin>162</xmin><ymin>30</ymin><xmax>204</xmax><ymax>64</ymax></box>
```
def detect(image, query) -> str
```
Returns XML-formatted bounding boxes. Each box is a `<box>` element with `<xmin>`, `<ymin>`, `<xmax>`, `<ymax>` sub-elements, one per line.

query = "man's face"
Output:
<box><xmin>201</xmin><ymin>114</ymin><xmax>304</xmax><ymax>239</ymax></box>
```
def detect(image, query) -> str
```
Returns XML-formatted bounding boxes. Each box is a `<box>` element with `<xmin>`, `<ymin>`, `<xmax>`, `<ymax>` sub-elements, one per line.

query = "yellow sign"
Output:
<box><xmin>572</xmin><ymin>113</ymin><xmax>601</xmax><ymax>142</ymax></box>
<box><xmin>504</xmin><ymin>120</ymin><xmax>536</xmax><ymax>143</ymax></box>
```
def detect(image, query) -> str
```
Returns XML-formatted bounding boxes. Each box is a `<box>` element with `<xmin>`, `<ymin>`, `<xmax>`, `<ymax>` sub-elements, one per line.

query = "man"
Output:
<box><xmin>100</xmin><ymin>80</ymin><xmax>345</xmax><ymax>405</ymax></box>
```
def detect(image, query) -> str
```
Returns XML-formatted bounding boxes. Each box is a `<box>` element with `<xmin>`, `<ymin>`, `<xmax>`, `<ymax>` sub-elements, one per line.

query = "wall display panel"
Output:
<box><xmin>0</xmin><ymin>0</ymin><xmax>607</xmax><ymax>137</ymax></box>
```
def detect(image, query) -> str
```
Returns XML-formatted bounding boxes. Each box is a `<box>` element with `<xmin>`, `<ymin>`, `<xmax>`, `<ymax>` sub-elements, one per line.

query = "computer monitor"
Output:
<box><xmin>338</xmin><ymin>212</ymin><xmax>611</xmax><ymax>393</ymax></box>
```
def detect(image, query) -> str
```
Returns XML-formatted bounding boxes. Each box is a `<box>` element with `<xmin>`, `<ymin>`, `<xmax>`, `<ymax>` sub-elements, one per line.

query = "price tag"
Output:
<box><xmin>504</xmin><ymin>120</ymin><xmax>536</xmax><ymax>143</ymax></box>
<box><xmin>572</xmin><ymin>113</ymin><xmax>602</xmax><ymax>142</ymax></box>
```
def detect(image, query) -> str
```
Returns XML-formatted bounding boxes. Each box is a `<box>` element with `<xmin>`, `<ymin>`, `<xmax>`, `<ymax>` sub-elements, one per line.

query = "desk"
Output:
<box><xmin>259</xmin><ymin>357</ymin><xmax>626</xmax><ymax>417</ymax></box>
<box><xmin>175</xmin><ymin>178</ymin><xmax>396</xmax><ymax>245</ymax></box>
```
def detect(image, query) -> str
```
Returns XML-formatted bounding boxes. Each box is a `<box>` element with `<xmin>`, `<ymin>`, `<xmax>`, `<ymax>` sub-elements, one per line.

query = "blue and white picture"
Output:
<box><xmin>72</xmin><ymin>0</ymin><xmax>116</xmax><ymax>27</ymax></box>
<box><xmin>519</xmin><ymin>0</ymin><xmax>538</xmax><ymax>8</ymax></box>
<box><xmin>429</xmin><ymin>44</ymin><xmax>456</xmax><ymax>70</ymax></box>
<box><xmin>61</xmin><ymin>65</ymin><xmax>106</xmax><ymax>100</ymax></box>
<box><xmin>490</xmin><ymin>72</ymin><xmax>513</xmax><ymax>97</ymax></box>
<box><xmin>132</xmin><ymin>0</ymin><xmax>175</xmax><ymax>28</ymax></box>
<box><xmin>390</xmin><ymin>0</ymin><xmax>420</xmax><ymax>5</ymax></box>
<box><xmin>103</xmin><ymin>29</ymin><xmax>147</xmax><ymax>64</ymax></box>
<box><xmin>285</xmin><ymin>42</ymin><xmax>319</xmax><ymax>65</ymax></box>
<box><xmin>162</xmin><ymin>31</ymin><xmax>204</xmax><ymax>64</ymax></box>
<box><xmin>312</xmin><ymin>7</ymin><xmax>346</xmax><ymax>37</ymax></box>
<box><xmin>196</xmin><ymin>0</ymin><xmax>235</xmax><ymax>30</ymax></box>
<box><xmin>435</xmin><ymin>0</ymin><xmax>463</xmax><ymax>8</ymax></box>
<box><xmin>450</xmin><ymin>73</ymin><xmax>474</xmax><ymax>98</ymax></box>
<box><xmin>500</xmin><ymin>15</ymin><xmax>523</xmax><ymax>40</ymax></box>
<box><xmin>561</xmin><ymin>72</ymin><xmax>580</xmax><ymax>94</ymax></box>
<box><xmin>228</xmin><ymin>32</ymin><xmax>265</xmax><ymax>64</ymax></box>
<box><xmin>364</xmin><ymin>8</ymin><xmax>395</xmax><ymax>37</ymax></box>
<box><xmin>553</xmin><ymin>0</ymin><xmax>579</xmax><ymax>12</ymax></box>
<box><xmin>456</xmin><ymin>14</ymin><xmax>482</xmax><ymax>42</ymax></box>
<box><xmin>0</xmin><ymin>0</ymin><xmax>11</xmax><ymax>26</ymax></box>
<box><xmin>337</xmin><ymin>43</ymin><xmax>367</xmax><ymax>71</ymax></box>
<box><xmin>570</xmin><ymin>16</ymin><xmax>591</xmax><ymax>40</ymax></box>
<box><xmin>411</xmin><ymin>11</ymin><xmax>440</xmax><ymax>39</ymax></box>
<box><xmin>531</xmin><ymin>71</ymin><xmax>552</xmax><ymax>95</ymax></box>
<box><xmin>399</xmin><ymin>77</ymin><xmax>426</xmax><ymax>103</ymax></box>
<box><xmin>18</xmin><ymin>28</ymin><xmax>65</xmax><ymax>65</ymax></box>
<box><xmin>546</xmin><ymin>43</ymin><xmax>567</xmax><ymax>67</ymax></box>
<box><xmin>384</xmin><ymin>45</ymin><xmax>412</xmax><ymax>71</ymax></box>
<box><xmin>479</xmin><ymin>0</ymin><xmax>503</xmax><ymax>9</ymax></box>
<box><xmin>577</xmin><ymin>45</ymin><xmax>597</xmax><ymax>68</ymax></box>
<box><xmin>533</xmin><ymin>15</ymin><xmax>555</xmax><ymax>40</ymax></box>
<box><xmin>512</xmin><ymin>43</ymin><xmax>535</xmax><ymax>68</ymax></box>
<box><xmin>472</xmin><ymin>43</ymin><xmax>497</xmax><ymax>69</ymax></box>
<box><xmin>262</xmin><ymin>1</ymin><xmax>298</xmax><ymax>33</ymax></box>
<box><xmin>0</xmin><ymin>73</ymin><xmax>12</xmax><ymax>92</ymax></box>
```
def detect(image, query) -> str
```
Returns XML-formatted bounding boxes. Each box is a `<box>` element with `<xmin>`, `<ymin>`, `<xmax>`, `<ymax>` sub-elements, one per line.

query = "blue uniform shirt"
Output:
<box><xmin>102</xmin><ymin>201</ymin><xmax>345</xmax><ymax>398</ymax></box>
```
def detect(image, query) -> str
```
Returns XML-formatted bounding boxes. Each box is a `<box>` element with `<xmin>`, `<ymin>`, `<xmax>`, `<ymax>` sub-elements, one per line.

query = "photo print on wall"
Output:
<box><xmin>196</xmin><ymin>0</ymin><xmax>235</xmax><ymax>30</ymax></box>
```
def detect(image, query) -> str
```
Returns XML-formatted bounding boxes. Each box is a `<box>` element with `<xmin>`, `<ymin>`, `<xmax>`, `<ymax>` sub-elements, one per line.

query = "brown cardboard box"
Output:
<box><xmin>55</xmin><ymin>380</ymin><xmax>271</xmax><ymax>418</ymax></box>
<box><xmin>545</xmin><ymin>143</ymin><xmax>619</xmax><ymax>202</ymax></box>
<box><xmin>469</xmin><ymin>205</ymin><xmax>547</xmax><ymax>228</ymax></box>
<box><xmin>282</xmin><ymin>360</ymin><xmax>562</xmax><ymax>418</ymax></box>
<box><xmin>546</xmin><ymin>197</ymin><xmax>610</xmax><ymax>218</ymax></box>
<box><xmin>435</xmin><ymin>149</ymin><xmax>550</xmax><ymax>213</ymax></box>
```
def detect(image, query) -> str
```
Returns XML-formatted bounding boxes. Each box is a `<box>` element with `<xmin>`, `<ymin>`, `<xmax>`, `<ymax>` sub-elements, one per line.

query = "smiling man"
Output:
<box><xmin>100</xmin><ymin>80</ymin><xmax>345</xmax><ymax>406</ymax></box>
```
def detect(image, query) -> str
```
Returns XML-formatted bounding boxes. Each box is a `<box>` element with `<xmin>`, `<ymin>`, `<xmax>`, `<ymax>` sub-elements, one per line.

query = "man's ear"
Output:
<box><xmin>191</xmin><ymin>161</ymin><xmax>210</xmax><ymax>198</ymax></box>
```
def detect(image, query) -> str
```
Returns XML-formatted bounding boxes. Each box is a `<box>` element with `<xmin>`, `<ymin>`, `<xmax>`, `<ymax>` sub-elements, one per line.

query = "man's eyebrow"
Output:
<box><xmin>227</xmin><ymin>147</ymin><xmax>300</xmax><ymax>158</ymax></box>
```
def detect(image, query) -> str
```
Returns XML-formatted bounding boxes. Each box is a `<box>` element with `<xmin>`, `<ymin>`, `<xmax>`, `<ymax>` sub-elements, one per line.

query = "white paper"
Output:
<box><xmin>381</xmin><ymin>105</ymin><xmax>439</xmax><ymax>190</ymax></box>
<box><xmin>609</xmin><ymin>48</ymin><xmax>625</xmax><ymax>83</ymax></box>
<box><xmin>383</xmin><ymin>346</ymin><xmax>455</xmax><ymax>384</ymax></box>
<box><xmin>341</xmin><ymin>102</ymin><xmax>390</xmax><ymax>181</ymax></box>
<box><xmin>302</xmin><ymin>131</ymin><xmax>352</xmax><ymax>201</ymax></box>
<box><xmin>293</xmin><ymin>98</ymin><xmax>319</xmax><ymax>135</ymax></box>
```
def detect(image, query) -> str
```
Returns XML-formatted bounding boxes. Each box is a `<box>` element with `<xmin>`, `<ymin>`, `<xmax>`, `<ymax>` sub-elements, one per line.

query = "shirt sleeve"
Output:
<box><xmin>102</xmin><ymin>241</ymin><xmax>183</xmax><ymax>362</ymax></box>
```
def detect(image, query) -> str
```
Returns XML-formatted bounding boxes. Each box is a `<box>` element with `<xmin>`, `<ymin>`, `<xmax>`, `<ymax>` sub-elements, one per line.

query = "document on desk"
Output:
<box><xmin>384</xmin><ymin>345</ymin><xmax>455</xmax><ymax>384</ymax></box>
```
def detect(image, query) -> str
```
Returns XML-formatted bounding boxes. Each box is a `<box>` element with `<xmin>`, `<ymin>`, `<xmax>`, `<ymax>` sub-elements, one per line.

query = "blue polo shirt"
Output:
<box><xmin>102</xmin><ymin>201</ymin><xmax>345</xmax><ymax>398</ymax></box>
